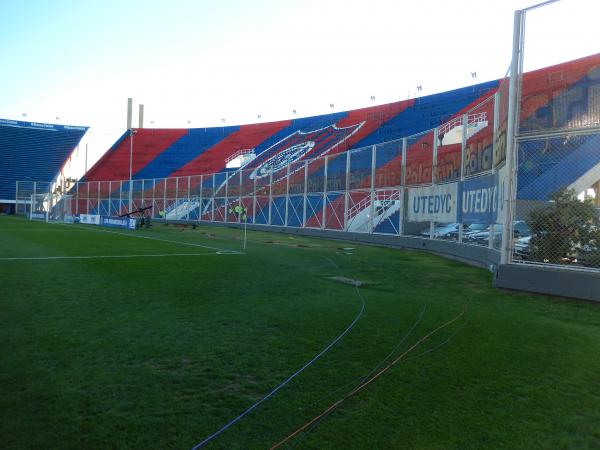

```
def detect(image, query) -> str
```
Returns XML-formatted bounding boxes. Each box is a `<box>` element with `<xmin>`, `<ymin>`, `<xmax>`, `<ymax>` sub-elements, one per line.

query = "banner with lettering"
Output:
<box><xmin>458</xmin><ymin>174</ymin><xmax>498</xmax><ymax>223</ymax></box>
<box><xmin>407</xmin><ymin>183</ymin><xmax>458</xmax><ymax>222</ymax></box>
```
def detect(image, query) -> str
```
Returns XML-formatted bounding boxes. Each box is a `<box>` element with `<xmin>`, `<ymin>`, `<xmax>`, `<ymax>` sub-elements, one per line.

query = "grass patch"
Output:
<box><xmin>1</xmin><ymin>216</ymin><xmax>599</xmax><ymax>449</ymax></box>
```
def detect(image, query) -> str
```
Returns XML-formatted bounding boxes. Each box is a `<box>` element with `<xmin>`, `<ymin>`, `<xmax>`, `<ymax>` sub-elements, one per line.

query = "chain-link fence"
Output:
<box><xmin>15</xmin><ymin>52</ymin><xmax>600</xmax><ymax>273</ymax></box>
<box><xmin>19</xmin><ymin>92</ymin><xmax>510</xmax><ymax>252</ymax></box>
<box><xmin>514</xmin><ymin>130</ymin><xmax>600</xmax><ymax>269</ymax></box>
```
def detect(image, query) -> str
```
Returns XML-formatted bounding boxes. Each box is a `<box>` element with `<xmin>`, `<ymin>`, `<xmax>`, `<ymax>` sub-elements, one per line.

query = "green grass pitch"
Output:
<box><xmin>1</xmin><ymin>215</ymin><xmax>599</xmax><ymax>449</ymax></box>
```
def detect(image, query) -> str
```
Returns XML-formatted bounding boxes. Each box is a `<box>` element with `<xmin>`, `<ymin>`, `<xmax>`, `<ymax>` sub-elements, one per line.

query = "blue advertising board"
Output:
<box><xmin>458</xmin><ymin>174</ymin><xmax>498</xmax><ymax>223</ymax></box>
<box><xmin>100</xmin><ymin>216</ymin><xmax>136</xmax><ymax>229</ymax></box>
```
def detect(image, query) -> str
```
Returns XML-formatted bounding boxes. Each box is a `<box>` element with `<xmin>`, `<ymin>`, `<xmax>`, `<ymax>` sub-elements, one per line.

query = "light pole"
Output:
<box><xmin>128</xmin><ymin>128</ymin><xmax>137</xmax><ymax>212</ymax></box>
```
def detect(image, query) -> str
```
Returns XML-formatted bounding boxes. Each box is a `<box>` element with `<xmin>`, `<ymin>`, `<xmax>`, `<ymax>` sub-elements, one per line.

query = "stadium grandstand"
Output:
<box><xmin>3</xmin><ymin>3</ymin><xmax>600</xmax><ymax>449</ymax></box>
<box><xmin>77</xmin><ymin>53</ymin><xmax>600</xmax><ymax>226</ymax></box>
<box><xmin>0</xmin><ymin>118</ymin><xmax>88</xmax><ymax>213</ymax></box>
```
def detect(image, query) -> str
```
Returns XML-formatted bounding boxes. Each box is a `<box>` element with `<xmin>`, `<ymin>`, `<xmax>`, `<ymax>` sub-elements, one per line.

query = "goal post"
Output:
<box><xmin>51</xmin><ymin>194</ymin><xmax>74</xmax><ymax>222</ymax></box>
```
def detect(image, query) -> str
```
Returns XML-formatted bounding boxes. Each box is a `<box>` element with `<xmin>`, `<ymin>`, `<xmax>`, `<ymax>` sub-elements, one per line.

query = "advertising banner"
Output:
<box><xmin>458</xmin><ymin>174</ymin><xmax>498</xmax><ymax>223</ymax></box>
<box><xmin>79</xmin><ymin>214</ymin><xmax>101</xmax><ymax>225</ymax></box>
<box><xmin>407</xmin><ymin>183</ymin><xmax>458</xmax><ymax>222</ymax></box>
<box><xmin>101</xmin><ymin>216</ymin><xmax>136</xmax><ymax>229</ymax></box>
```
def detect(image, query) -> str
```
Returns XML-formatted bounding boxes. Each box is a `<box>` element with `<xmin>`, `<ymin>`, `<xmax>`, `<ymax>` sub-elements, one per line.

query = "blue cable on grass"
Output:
<box><xmin>190</xmin><ymin>257</ymin><xmax>365</xmax><ymax>449</ymax></box>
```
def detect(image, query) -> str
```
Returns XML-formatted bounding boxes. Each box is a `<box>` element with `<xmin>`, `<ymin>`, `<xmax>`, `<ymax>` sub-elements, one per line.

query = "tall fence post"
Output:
<box><xmin>108</xmin><ymin>181</ymin><xmax>113</xmax><ymax>216</ymax></box>
<box><xmin>369</xmin><ymin>145</ymin><xmax>376</xmax><ymax>233</ymax></box>
<box><xmin>75</xmin><ymin>182</ymin><xmax>79</xmax><ymax>215</ymax></box>
<box><xmin>252</xmin><ymin>174</ymin><xmax>257</xmax><ymax>224</ymax></box>
<box><xmin>284</xmin><ymin>164</ymin><xmax>290</xmax><ymax>227</ymax></box>
<box><xmin>210</xmin><ymin>174</ymin><xmax>215</xmax><ymax>222</ymax></box>
<box><xmin>96</xmin><ymin>181</ymin><xmax>100</xmax><ymax>216</ymax></box>
<box><xmin>322</xmin><ymin>156</ymin><xmax>328</xmax><ymax>229</ymax></box>
<box><xmin>198</xmin><ymin>175</ymin><xmax>204</xmax><ymax>222</ymax></box>
<box><xmin>175</xmin><ymin>177</ymin><xmax>179</xmax><ymax>221</ymax></box>
<box><xmin>490</xmin><ymin>92</ymin><xmax>501</xmax><ymax>249</ymax></box>
<box><xmin>459</xmin><ymin>114</ymin><xmax>468</xmax><ymax>243</ymax></box>
<box><xmin>302</xmin><ymin>160</ymin><xmax>308</xmax><ymax>227</ymax></box>
<box><xmin>186</xmin><ymin>176</ymin><xmax>191</xmax><ymax>221</ymax></box>
<box><xmin>268</xmin><ymin>170</ymin><xmax>273</xmax><ymax>225</ymax></box>
<box><xmin>238</xmin><ymin>169</ymin><xmax>243</xmax><ymax>223</ymax></box>
<box><xmin>430</xmin><ymin>129</ymin><xmax>439</xmax><ymax>239</ymax></box>
<box><xmin>152</xmin><ymin>179</ymin><xmax>156</xmax><ymax>218</ymax></box>
<box><xmin>344</xmin><ymin>150</ymin><xmax>351</xmax><ymax>231</ymax></box>
<box><xmin>501</xmin><ymin>9</ymin><xmax>524</xmax><ymax>265</ymax></box>
<box><xmin>399</xmin><ymin>138</ymin><xmax>407</xmax><ymax>236</ymax></box>
<box><xmin>141</xmin><ymin>179</ymin><xmax>145</xmax><ymax>213</ymax></box>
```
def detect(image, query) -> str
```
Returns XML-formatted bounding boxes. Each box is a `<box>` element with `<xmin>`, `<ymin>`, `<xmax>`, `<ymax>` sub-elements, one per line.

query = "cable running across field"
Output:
<box><xmin>288</xmin><ymin>303</ymin><xmax>428</xmax><ymax>449</ymax></box>
<box><xmin>270</xmin><ymin>300</ymin><xmax>470</xmax><ymax>449</ymax></box>
<box><xmin>189</xmin><ymin>255</ymin><xmax>365</xmax><ymax>449</ymax></box>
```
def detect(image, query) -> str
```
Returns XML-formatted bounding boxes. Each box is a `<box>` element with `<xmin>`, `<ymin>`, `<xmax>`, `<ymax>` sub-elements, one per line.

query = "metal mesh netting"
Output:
<box><xmin>514</xmin><ymin>132</ymin><xmax>600</xmax><ymax>268</ymax></box>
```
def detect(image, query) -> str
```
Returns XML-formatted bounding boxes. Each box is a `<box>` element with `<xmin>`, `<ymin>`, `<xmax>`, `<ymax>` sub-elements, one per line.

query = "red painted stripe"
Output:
<box><xmin>171</xmin><ymin>120</ymin><xmax>292</xmax><ymax>177</ymax></box>
<box><xmin>85</xmin><ymin>129</ymin><xmax>187</xmax><ymax>181</ymax></box>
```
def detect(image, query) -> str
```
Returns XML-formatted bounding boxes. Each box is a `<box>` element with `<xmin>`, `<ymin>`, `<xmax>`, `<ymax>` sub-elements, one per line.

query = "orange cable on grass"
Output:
<box><xmin>270</xmin><ymin>301</ymin><xmax>470</xmax><ymax>449</ymax></box>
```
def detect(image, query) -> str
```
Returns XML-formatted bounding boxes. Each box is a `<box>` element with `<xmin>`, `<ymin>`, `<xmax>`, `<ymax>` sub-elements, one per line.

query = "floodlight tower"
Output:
<box><xmin>128</xmin><ymin>128</ymin><xmax>137</xmax><ymax>212</ymax></box>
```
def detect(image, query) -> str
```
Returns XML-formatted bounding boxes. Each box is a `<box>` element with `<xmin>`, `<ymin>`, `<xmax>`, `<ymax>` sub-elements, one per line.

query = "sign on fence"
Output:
<box><xmin>458</xmin><ymin>174</ymin><xmax>498</xmax><ymax>223</ymax></box>
<box><xmin>79</xmin><ymin>214</ymin><xmax>101</xmax><ymax>225</ymax></box>
<box><xmin>100</xmin><ymin>216</ymin><xmax>136</xmax><ymax>229</ymax></box>
<box><xmin>407</xmin><ymin>183</ymin><xmax>458</xmax><ymax>222</ymax></box>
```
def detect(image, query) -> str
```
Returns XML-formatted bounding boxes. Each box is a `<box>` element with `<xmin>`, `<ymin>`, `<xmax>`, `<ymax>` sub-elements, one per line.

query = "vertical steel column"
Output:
<box><xmin>152</xmin><ymin>179</ymin><xmax>156</xmax><ymax>218</ymax></box>
<box><xmin>501</xmin><ymin>9</ymin><xmax>524</xmax><ymax>265</ymax></box>
<box><xmin>75</xmin><ymin>182</ymin><xmax>79</xmax><ymax>215</ymax></box>
<box><xmin>302</xmin><ymin>160</ymin><xmax>308</xmax><ymax>227</ymax></box>
<box><xmin>399</xmin><ymin>139</ymin><xmax>407</xmax><ymax>235</ymax></box>
<box><xmin>211</xmin><ymin>174</ymin><xmax>216</xmax><ymax>222</ymax></box>
<box><xmin>343</xmin><ymin>151</ymin><xmax>351</xmax><ymax>231</ymax></box>
<box><xmin>141</xmin><ymin>179</ymin><xmax>145</xmax><ymax>212</ymax></box>
<box><xmin>459</xmin><ymin>114</ymin><xmax>468</xmax><ymax>244</ymax></box>
<box><xmin>175</xmin><ymin>177</ymin><xmax>179</xmax><ymax>221</ymax></box>
<box><xmin>322</xmin><ymin>156</ymin><xmax>328</xmax><ymax>229</ymax></box>
<box><xmin>186</xmin><ymin>176</ymin><xmax>191</xmax><ymax>221</ymax></box>
<box><xmin>97</xmin><ymin>181</ymin><xmax>101</xmax><ymax>216</ymax></box>
<box><xmin>490</xmin><ymin>93</ymin><xmax>501</xmax><ymax>250</ymax></box>
<box><xmin>268</xmin><ymin>170</ymin><xmax>273</xmax><ymax>225</ymax></box>
<box><xmin>239</xmin><ymin>170</ymin><xmax>243</xmax><ymax>223</ymax></box>
<box><xmin>224</xmin><ymin>174</ymin><xmax>229</xmax><ymax>222</ymax></box>
<box><xmin>284</xmin><ymin>164</ymin><xmax>290</xmax><ymax>227</ymax></box>
<box><xmin>118</xmin><ymin>181</ymin><xmax>122</xmax><ymax>215</ymax></box>
<box><xmin>198</xmin><ymin>175</ymin><xmax>203</xmax><ymax>222</ymax></box>
<box><xmin>161</xmin><ymin>178</ymin><xmax>166</xmax><ymax>221</ymax></box>
<box><xmin>429</xmin><ymin>129</ymin><xmax>439</xmax><ymax>240</ymax></box>
<box><xmin>32</xmin><ymin>182</ymin><xmax>37</xmax><ymax>219</ymax></box>
<box><xmin>368</xmin><ymin>145</ymin><xmax>377</xmax><ymax>233</ymax></box>
<box><xmin>108</xmin><ymin>181</ymin><xmax>113</xmax><ymax>216</ymax></box>
<box><xmin>252</xmin><ymin>174</ymin><xmax>257</xmax><ymax>224</ymax></box>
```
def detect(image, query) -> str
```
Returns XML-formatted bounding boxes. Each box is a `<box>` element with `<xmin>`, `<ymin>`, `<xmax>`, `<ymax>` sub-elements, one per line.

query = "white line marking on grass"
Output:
<box><xmin>0</xmin><ymin>252</ymin><xmax>236</xmax><ymax>261</ymax></box>
<box><xmin>56</xmin><ymin>223</ymin><xmax>244</xmax><ymax>255</ymax></box>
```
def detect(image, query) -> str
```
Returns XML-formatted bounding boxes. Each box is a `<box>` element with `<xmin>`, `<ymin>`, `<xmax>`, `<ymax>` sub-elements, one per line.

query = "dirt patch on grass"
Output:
<box><xmin>328</xmin><ymin>276</ymin><xmax>366</xmax><ymax>287</ymax></box>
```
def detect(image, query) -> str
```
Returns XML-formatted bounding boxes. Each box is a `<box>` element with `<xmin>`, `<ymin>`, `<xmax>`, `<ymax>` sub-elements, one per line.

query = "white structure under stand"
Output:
<box><xmin>165</xmin><ymin>199</ymin><xmax>201</xmax><ymax>220</ymax></box>
<box><xmin>225</xmin><ymin>149</ymin><xmax>256</xmax><ymax>169</ymax></box>
<box><xmin>439</xmin><ymin>112</ymin><xmax>488</xmax><ymax>146</ymax></box>
<box><xmin>347</xmin><ymin>190</ymin><xmax>401</xmax><ymax>233</ymax></box>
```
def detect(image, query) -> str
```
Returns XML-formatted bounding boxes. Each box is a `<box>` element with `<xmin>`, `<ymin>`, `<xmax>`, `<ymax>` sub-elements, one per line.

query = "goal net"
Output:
<box><xmin>29</xmin><ymin>194</ymin><xmax>74</xmax><ymax>222</ymax></box>
<box><xmin>29</xmin><ymin>193</ymin><xmax>50</xmax><ymax>222</ymax></box>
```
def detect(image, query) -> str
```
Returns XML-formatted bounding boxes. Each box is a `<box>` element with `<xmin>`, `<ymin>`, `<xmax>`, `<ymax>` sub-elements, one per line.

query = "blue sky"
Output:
<box><xmin>1</xmin><ymin>0</ymin><xmax>598</xmax><ymax>176</ymax></box>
